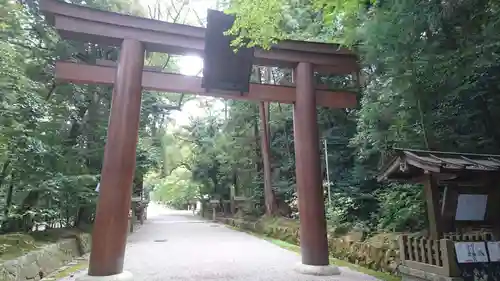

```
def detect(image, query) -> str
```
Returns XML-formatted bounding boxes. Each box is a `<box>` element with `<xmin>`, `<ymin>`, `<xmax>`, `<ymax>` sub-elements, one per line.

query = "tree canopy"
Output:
<box><xmin>155</xmin><ymin>0</ymin><xmax>500</xmax><ymax>233</ymax></box>
<box><xmin>0</xmin><ymin>0</ymin><xmax>192</xmax><ymax>232</ymax></box>
<box><xmin>2</xmin><ymin>0</ymin><xmax>500</xmax><ymax>237</ymax></box>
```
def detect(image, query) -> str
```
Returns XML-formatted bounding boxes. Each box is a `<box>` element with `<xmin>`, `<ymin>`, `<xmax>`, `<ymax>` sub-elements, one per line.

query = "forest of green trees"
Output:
<box><xmin>153</xmin><ymin>0</ymin><xmax>500</xmax><ymax>234</ymax></box>
<box><xmin>1</xmin><ymin>0</ymin><xmax>500</xmax><ymax>238</ymax></box>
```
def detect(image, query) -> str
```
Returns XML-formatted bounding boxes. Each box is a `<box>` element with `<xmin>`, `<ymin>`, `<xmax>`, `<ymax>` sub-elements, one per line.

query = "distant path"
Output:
<box><xmin>120</xmin><ymin>202</ymin><xmax>380</xmax><ymax>281</ymax></box>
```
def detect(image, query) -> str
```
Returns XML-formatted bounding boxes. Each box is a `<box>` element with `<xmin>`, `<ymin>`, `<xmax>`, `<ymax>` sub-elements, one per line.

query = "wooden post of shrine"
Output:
<box><xmin>293</xmin><ymin>62</ymin><xmax>339</xmax><ymax>275</ymax></box>
<box><xmin>440</xmin><ymin>184</ymin><xmax>459</xmax><ymax>234</ymax></box>
<box><xmin>490</xmin><ymin>181</ymin><xmax>500</xmax><ymax>238</ymax></box>
<box><xmin>423</xmin><ymin>172</ymin><xmax>442</xmax><ymax>240</ymax></box>
<box><xmin>86</xmin><ymin>39</ymin><xmax>145</xmax><ymax>278</ymax></box>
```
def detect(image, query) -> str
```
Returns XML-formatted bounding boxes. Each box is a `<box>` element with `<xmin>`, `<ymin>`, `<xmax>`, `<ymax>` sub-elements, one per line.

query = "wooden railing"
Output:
<box><xmin>399</xmin><ymin>235</ymin><xmax>460</xmax><ymax>277</ymax></box>
<box><xmin>444</xmin><ymin>231</ymin><xmax>493</xmax><ymax>242</ymax></box>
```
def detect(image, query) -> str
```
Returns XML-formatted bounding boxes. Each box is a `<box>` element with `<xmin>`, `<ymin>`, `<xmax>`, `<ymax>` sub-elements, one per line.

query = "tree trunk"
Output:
<box><xmin>230</xmin><ymin>170</ymin><xmax>237</xmax><ymax>215</ymax></box>
<box><xmin>259</xmin><ymin>101</ymin><xmax>278</xmax><ymax>216</ymax></box>
<box><xmin>0</xmin><ymin>160</ymin><xmax>11</xmax><ymax>190</ymax></box>
<box><xmin>3</xmin><ymin>173</ymin><xmax>14</xmax><ymax>227</ymax></box>
<box><xmin>253</xmin><ymin>106</ymin><xmax>263</xmax><ymax>191</ymax></box>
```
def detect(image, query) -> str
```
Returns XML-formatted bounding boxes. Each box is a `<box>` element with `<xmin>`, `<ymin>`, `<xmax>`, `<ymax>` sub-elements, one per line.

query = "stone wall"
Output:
<box><xmin>0</xmin><ymin>233</ymin><xmax>91</xmax><ymax>281</ymax></box>
<box><xmin>328</xmin><ymin>233</ymin><xmax>400</xmax><ymax>273</ymax></box>
<box><xmin>216</xmin><ymin>217</ymin><xmax>401</xmax><ymax>275</ymax></box>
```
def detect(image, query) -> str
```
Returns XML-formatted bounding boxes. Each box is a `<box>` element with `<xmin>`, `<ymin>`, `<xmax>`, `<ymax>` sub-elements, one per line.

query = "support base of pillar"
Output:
<box><xmin>294</xmin><ymin>263</ymin><xmax>341</xmax><ymax>276</ymax></box>
<box><xmin>76</xmin><ymin>271</ymin><xmax>133</xmax><ymax>281</ymax></box>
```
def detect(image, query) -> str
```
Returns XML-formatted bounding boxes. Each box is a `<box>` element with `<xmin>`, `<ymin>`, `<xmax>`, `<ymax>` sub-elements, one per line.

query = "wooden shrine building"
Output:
<box><xmin>379</xmin><ymin>148</ymin><xmax>500</xmax><ymax>281</ymax></box>
<box><xmin>40</xmin><ymin>0</ymin><xmax>359</xmax><ymax>279</ymax></box>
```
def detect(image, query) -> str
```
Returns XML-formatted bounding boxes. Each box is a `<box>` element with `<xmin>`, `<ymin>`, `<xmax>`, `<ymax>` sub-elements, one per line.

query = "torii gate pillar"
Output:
<box><xmin>293</xmin><ymin>62</ymin><xmax>340</xmax><ymax>275</ymax></box>
<box><xmin>86</xmin><ymin>39</ymin><xmax>145</xmax><ymax>279</ymax></box>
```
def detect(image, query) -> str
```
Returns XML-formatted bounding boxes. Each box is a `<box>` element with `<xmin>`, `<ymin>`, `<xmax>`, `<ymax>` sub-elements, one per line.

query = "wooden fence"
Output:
<box><xmin>399</xmin><ymin>235</ymin><xmax>460</xmax><ymax>277</ymax></box>
<box><xmin>443</xmin><ymin>231</ymin><xmax>493</xmax><ymax>242</ymax></box>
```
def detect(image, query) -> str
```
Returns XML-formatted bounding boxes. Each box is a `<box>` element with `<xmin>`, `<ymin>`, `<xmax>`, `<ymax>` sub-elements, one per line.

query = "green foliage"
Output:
<box><xmin>0</xmin><ymin>0</ymin><xmax>174</xmax><ymax>233</ymax></box>
<box><xmin>3</xmin><ymin>0</ymin><xmax>500</xmax><ymax>241</ymax></box>
<box><xmin>225</xmin><ymin>0</ymin><xmax>284</xmax><ymax>49</ymax></box>
<box><xmin>225</xmin><ymin>0</ymin><xmax>376</xmax><ymax>48</ymax></box>
<box><xmin>150</xmin><ymin>167</ymin><xmax>201</xmax><ymax>209</ymax></box>
<box><xmin>159</xmin><ymin>0</ymin><xmax>500</xmax><ymax>235</ymax></box>
<box><xmin>374</xmin><ymin>184</ymin><xmax>426</xmax><ymax>232</ymax></box>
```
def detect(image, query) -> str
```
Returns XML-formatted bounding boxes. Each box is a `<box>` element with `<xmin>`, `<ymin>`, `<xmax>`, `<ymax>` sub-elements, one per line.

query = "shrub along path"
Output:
<box><xmin>54</xmin><ymin>203</ymin><xmax>381</xmax><ymax>281</ymax></box>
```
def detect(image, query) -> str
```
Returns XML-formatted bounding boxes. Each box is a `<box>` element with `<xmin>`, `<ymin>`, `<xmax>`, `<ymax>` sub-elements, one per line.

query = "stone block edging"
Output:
<box><xmin>0</xmin><ymin>233</ymin><xmax>91</xmax><ymax>281</ymax></box>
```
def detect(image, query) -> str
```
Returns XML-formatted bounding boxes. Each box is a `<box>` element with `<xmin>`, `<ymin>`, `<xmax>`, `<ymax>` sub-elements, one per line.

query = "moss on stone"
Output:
<box><xmin>52</xmin><ymin>261</ymin><xmax>88</xmax><ymax>279</ymax></box>
<box><xmin>0</xmin><ymin>228</ymin><xmax>91</xmax><ymax>261</ymax></box>
<box><xmin>0</xmin><ymin>233</ymin><xmax>42</xmax><ymax>261</ymax></box>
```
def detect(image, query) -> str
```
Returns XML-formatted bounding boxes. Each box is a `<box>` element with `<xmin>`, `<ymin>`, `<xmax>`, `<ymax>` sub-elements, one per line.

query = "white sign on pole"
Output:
<box><xmin>455</xmin><ymin>194</ymin><xmax>488</xmax><ymax>221</ymax></box>
<box><xmin>487</xmin><ymin>241</ymin><xmax>500</xmax><ymax>262</ymax></box>
<box><xmin>455</xmin><ymin>242</ymin><xmax>489</xmax><ymax>263</ymax></box>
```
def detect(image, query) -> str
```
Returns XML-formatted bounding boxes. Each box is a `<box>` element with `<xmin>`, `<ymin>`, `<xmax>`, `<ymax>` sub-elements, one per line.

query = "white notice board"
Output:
<box><xmin>455</xmin><ymin>242</ymin><xmax>489</xmax><ymax>263</ymax></box>
<box><xmin>455</xmin><ymin>194</ymin><xmax>488</xmax><ymax>221</ymax></box>
<box><xmin>488</xmin><ymin>242</ymin><xmax>500</xmax><ymax>262</ymax></box>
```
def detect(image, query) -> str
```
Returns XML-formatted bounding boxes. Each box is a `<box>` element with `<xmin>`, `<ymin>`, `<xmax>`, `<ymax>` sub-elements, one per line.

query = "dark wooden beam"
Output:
<box><xmin>55</xmin><ymin>62</ymin><xmax>358</xmax><ymax>108</ymax></box>
<box><xmin>489</xmin><ymin>180</ymin><xmax>500</xmax><ymax>239</ymax></box>
<box><xmin>440</xmin><ymin>184</ymin><xmax>459</xmax><ymax>233</ymax></box>
<box><xmin>423</xmin><ymin>173</ymin><xmax>442</xmax><ymax>240</ymax></box>
<box><xmin>377</xmin><ymin>157</ymin><xmax>401</xmax><ymax>182</ymax></box>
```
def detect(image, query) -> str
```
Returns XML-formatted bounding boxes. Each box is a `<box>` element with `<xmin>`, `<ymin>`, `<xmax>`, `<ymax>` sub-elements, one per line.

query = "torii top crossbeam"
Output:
<box><xmin>40</xmin><ymin>0</ymin><xmax>359</xmax><ymax>108</ymax></box>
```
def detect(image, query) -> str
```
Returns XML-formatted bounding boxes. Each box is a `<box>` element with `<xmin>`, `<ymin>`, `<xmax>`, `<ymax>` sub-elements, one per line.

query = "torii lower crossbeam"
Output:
<box><xmin>55</xmin><ymin>61</ymin><xmax>357</xmax><ymax>108</ymax></box>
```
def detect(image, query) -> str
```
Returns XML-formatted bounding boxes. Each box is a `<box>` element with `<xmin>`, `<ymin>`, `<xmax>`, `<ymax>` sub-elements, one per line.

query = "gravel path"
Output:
<box><xmin>65</xmin><ymin>203</ymin><xmax>381</xmax><ymax>281</ymax></box>
<box><xmin>122</xmin><ymin>203</ymin><xmax>380</xmax><ymax>281</ymax></box>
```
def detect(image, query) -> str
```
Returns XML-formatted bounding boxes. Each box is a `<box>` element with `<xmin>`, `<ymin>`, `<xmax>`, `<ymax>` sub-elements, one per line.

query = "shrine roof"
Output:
<box><xmin>377</xmin><ymin>148</ymin><xmax>500</xmax><ymax>182</ymax></box>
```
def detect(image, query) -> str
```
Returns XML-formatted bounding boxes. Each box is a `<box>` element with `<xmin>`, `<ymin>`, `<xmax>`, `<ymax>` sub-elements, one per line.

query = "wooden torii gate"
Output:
<box><xmin>40</xmin><ymin>0</ymin><xmax>359</xmax><ymax>279</ymax></box>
